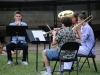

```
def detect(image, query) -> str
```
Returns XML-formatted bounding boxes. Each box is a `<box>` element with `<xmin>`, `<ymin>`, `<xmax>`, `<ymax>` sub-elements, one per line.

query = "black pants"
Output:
<box><xmin>6</xmin><ymin>42</ymin><xmax>28</xmax><ymax>61</ymax></box>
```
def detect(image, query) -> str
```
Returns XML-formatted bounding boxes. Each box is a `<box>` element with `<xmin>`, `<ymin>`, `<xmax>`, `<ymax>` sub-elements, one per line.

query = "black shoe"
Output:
<box><xmin>63</xmin><ymin>67</ymin><xmax>74</xmax><ymax>72</ymax></box>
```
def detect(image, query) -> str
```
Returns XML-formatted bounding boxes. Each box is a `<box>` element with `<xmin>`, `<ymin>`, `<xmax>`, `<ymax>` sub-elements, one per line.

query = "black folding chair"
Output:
<box><xmin>78</xmin><ymin>38</ymin><xmax>98</xmax><ymax>72</ymax></box>
<box><xmin>13</xmin><ymin>37</ymin><xmax>29</xmax><ymax>65</ymax></box>
<box><xmin>52</xmin><ymin>42</ymin><xmax>80</xmax><ymax>75</ymax></box>
<box><xmin>14</xmin><ymin>47</ymin><xmax>28</xmax><ymax>65</ymax></box>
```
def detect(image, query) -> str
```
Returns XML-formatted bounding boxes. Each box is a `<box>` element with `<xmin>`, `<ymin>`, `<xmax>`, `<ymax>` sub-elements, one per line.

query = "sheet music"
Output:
<box><xmin>32</xmin><ymin>30</ymin><xmax>46</xmax><ymax>41</ymax></box>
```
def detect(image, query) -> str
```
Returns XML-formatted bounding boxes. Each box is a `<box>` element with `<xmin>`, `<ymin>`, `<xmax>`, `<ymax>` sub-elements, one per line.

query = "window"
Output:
<box><xmin>91</xmin><ymin>3</ymin><xmax>100</xmax><ymax>24</ymax></box>
<box><xmin>21</xmin><ymin>6</ymin><xmax>54</xmax><ymax>28</ymax></box>
<box><xmin>57</xmin><ymin>4</ymin><xmax>87</xmax><ymax>27</ymax></box>
<box><xmin>0</xmin><ymin>8</ymin><xmax>18</xmax><ymax>26</ymax></box>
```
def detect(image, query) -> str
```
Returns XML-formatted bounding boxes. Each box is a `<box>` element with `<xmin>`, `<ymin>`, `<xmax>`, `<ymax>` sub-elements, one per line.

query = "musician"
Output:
<box><xmin>71</xmin><ymin>12</ymin><xmax>79</xmax><ymax>25</ymax></box>
<box><xmin>54</xmin><ymin>12</ymin><xmax>79</xmax><ymax>33</ymax></box>
<box><xmin>53</xmin><ymin>11</ymin><xmax>79</xmax><ymax>72</ymax></box>
<box><xmin>42</xmin><ymin>17</ymin><xmax>76</xmax><ymax>75</ymax></box>
<box><xmin>63</xmin><ymin>11</ymin><xmax>80</xmax><ymax>70</ymax></box>
<box><xmin>6</xmin><ymin>11</ymin><xmax>28</xmax><ymax>65</ymax></box>
<box><xmin>64</xmin><ymin>11</ymin><xmax>95</xmax><ymax>70</ymax></box>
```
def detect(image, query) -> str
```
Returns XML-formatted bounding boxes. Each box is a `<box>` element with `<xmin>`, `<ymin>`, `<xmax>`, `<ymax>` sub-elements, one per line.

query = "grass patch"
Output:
<box><xmin>0</xmin><ymin>50</ymin><xmax>100</xmax><ymax>75</ymax></box>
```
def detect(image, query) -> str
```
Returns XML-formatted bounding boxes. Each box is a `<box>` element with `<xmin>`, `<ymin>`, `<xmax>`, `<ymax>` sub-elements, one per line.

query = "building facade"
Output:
<box><xmin>0</xmin><ymin>0</ymin><xmax>100</xmax><ymax>43</ymax></box>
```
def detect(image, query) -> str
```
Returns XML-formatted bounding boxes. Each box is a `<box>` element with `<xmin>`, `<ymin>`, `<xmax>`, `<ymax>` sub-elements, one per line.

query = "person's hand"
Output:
<box><xmin>54</xmin><ymin>28</ymin><xmax>60</xmax><ymax>31</ymax></box>
<box><xmin>52</xmin><ymin>30</ymin><xmax>57</xmax><ymax>36</ymax></box>
<box><xmin>75</xmin><ymin>26</ymin><xmax>81</xmax><ymax>33</ymax></box>
<box><xmin>75</xmin><ymin>26</ymin><xmax>81</xmax><ymax>38</ymax></box>
<box><xmin>16</xmin><ymin>21</ymin><xmax>20</xmax><ymax>26</ymax></box>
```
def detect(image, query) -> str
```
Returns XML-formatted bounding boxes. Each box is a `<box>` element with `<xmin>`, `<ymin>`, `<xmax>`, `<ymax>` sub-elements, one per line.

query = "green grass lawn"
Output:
<box><xmin>0</xmin><ymin>50</ymin><xmax>100</xmax><ymax>75</ymax></box>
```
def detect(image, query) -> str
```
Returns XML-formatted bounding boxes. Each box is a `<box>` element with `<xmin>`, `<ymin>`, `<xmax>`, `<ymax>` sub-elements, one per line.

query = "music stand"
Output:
<box><xmin>26</xmin><ymin>29</ymin><xmax>50</xmax><ymax>72</ymax></box>
<box><xmin>6</xmin><ymin>26</ymin><xmax>28</xmax><ymax>64</ymax></box>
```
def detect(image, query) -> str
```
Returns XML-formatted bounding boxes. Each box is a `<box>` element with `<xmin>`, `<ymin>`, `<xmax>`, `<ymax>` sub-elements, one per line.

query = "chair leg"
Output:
<box><xmin>27</xmin><ymin>51</ymin><xmax>28</xmax><ymax>62</ymax></box>
<box><xmin>78</xmin><ymin>57</ymin><xmax>81</xmax><ymax>63</ymax></box>
<box><xmin>15</xmin><ymin>50</ymin><xmax>18</xmax><ymax>65</ymax></box>
<box><xmin>52</xmin><ymin>60</ymin><xmax>58</xmax><ymax>75</ymax></box>
<box><xmin>79</xmin><ymin>57</ymin><xmax>90</xmax><ymax>68</ymax></box>
<box><xmin>27</xmin><ymin>55</ymin><xmax>28</xmax><ymax>62</ymax></box>
<box><xmin>69</xmin><ymin>72</ymin><xmax>70</xmax><ymax>75</ymax></box>
<box><xmin>87</xmin><ymin>58</ymin><xmax>90</xmax><ymax>68</ymax></box>
<box><xmin>79</xmin><ymin>58</ymin><xmax>87</xmax><ymax>71</ymax></box>
<box><xmin>69</xmin><ymin>61</ymin><xmax>74</xmax><ymax>75</ymax></box>
<box><xmin>76</xmin><ymin>59</ymin><xmax>78</xmax><ymax>75</ymax></box>
<box><xmin>92</xmin><ymin>58</ymin><xmax>97</xmax><ymax>72</ymax></box>
<box><xmin>59</xmin><ymin>59</ymin><xmax>63</xmax><ymax>75</ymax></box>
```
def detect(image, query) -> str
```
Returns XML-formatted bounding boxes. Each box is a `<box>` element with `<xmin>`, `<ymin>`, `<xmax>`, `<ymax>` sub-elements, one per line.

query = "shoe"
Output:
<box><xmin>63</xmin><ymin>67</ymin><xmax>74</xmax><ymax>72</ymax></box>
<box><xmin>40</xmin><ymin>71</ymin><xmax>47</xmax><ymax>74</ymax></box>
<box><xmin>22</xmin><ymin>61</ymin><xmax>28</xmax><ymax>65</ymax></box>
<box><xmin>7</xmin><ymin>60</ymin><xmax>13</xmax><ymax>65</ymax></box>
<box><xmin>41</xmin><ymin>71</ymin><xmax>52</xmax><ymax>75</ymax></box>
<box><xmin>57</xmin><ymin>72</ymin><xmax>64</xmax><ymax>75</ymax></box>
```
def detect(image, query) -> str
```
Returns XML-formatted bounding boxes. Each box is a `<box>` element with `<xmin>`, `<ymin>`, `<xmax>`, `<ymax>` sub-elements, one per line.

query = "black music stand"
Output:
<box><xmin>6</xmin><ymin>26</ymin><xmax>28</xmax><ymax>64</ymax></box>
<box><xmin>26</xmin><ymin>29</ymin><xmax>51</xmax><ymax>73</ymax></box>
<box><xmin>6</xmin><ymin>26</ymin><xmax>28</xmax><ymax>36</ymax></box>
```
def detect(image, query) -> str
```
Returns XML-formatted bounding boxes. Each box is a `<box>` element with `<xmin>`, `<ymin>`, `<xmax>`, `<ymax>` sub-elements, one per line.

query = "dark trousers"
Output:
<box><xmin>6</xmin><ymin>42</ymin><xmax>28</xmax><ymax>61</ymax></box>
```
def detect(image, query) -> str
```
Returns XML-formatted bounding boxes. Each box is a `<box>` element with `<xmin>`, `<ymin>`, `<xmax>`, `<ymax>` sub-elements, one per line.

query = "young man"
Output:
<box><xmin>42</xmin><ymin>17</ymin><xmax>76</xmax><ymax>75</ymax></box>
<box><xmin>53</xmin><ymin>11</ymin><xmax>80</xmax><ymax>72</ymax></box>
<box><xmin>64</xmin><ymin>11</ymin><xmax>95</xmax><ymax>70</ymax></box>
<box><xmin>63</xmin><ymin>12</ymin><xmax>80</xmax><ymax>70</ymax></box>
<box><xmin>6</xmin><ymin>11</ymin><xmax>28</xmax><ymax>65</ymax></box>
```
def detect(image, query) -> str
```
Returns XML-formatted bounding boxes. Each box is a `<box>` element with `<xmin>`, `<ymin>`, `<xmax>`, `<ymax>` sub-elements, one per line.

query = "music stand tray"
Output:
<box><xmin>26</xmin><ymin>29</ymin><xmax>50</xmax><ymax>44</ymax></box>
<box><xmin>6</xmin><ymin>26</ymin><xmax>28</xmax><ymax>36</ymax></box>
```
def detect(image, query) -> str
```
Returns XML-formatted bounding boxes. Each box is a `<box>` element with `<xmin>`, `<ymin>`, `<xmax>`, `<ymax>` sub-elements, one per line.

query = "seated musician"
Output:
<box><xmin>42</xmin><ymin>17</ymin><xmax>76</xmax><ymax>75</ymax></box>
<box><xmin>64</xmin><ymin>11</ymin><xmax>95</xmax><ymax>70</ymax></box>
<box><xmin>54</xmin><ymin>11</ymin><xmax>80</xmax><ymax>41</ymax></box>
<box><xmin>6</xmin><ymin>11</ymin><xmax>28</xmax><ymax>65</ymax></box>
<box><xmin>53</xmin><ymin>11</ymin><xmax>80</xmax><ymax>72</ymax></box>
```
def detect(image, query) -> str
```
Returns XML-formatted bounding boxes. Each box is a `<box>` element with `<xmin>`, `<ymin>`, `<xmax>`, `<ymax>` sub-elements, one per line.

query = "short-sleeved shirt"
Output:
<box><xmin>55</xmin><ymin>27</ymin><xmax>77</xmax><ymax>59</ymax></box>
<box><xmin>80</xmin><ymin>23</ymin><xmax>95</xmax><ymax>54</ymax></box>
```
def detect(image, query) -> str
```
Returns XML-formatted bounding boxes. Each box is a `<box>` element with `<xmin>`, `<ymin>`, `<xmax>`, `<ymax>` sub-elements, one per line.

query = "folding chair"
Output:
<box><xmin>13</xmin><ymin>37</ymin><xmax>29</xmax><ymax>65</ymax></box>
<box><xmin>14</xmin><ymin>47</ymin><xmax>28</xmax><ymax>65</ymax></box>
<box><xmin>52</xmin><ymin>42</ymin><xmax>80</xmax><ymax>75</ymax></box>
<box><xmin>78</xmin><ymin>38</ymin><xmax>98</xmax><ymax>72</ymax></box>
